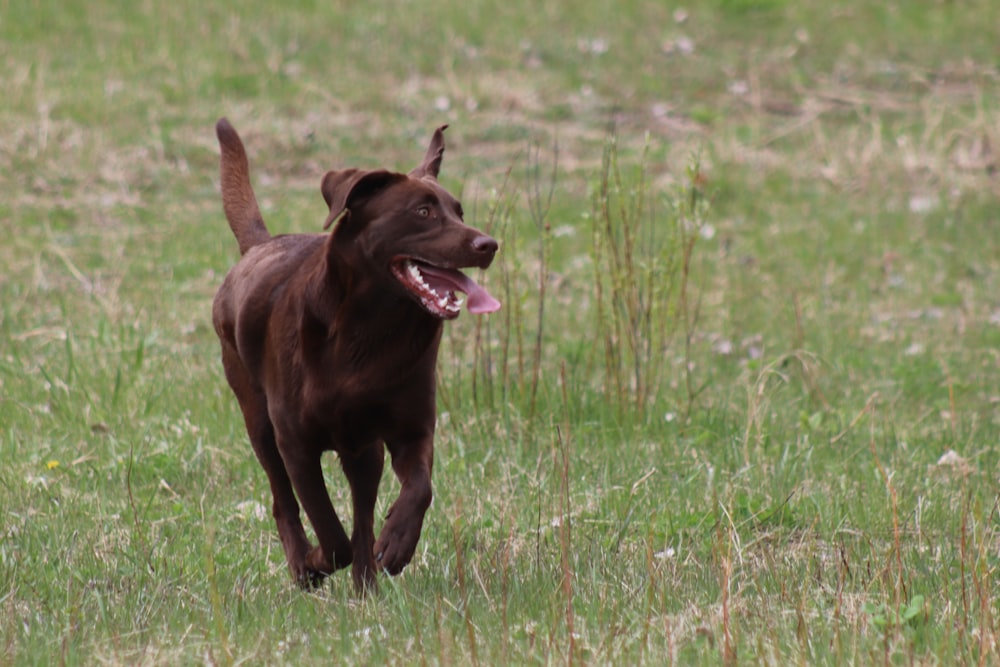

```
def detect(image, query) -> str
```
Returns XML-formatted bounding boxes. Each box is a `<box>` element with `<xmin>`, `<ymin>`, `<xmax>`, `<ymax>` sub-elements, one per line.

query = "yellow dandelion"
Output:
<box><xmin>46</xmin><ymin>460</ymin><xmax>60</xmax><ymax>470</ymax></box>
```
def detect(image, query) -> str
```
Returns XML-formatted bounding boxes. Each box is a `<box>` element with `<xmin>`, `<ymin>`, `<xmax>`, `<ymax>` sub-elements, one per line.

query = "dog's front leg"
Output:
<box><xmin>374</xmin><ymin>436</ymin><xmax>433</xmax><ymax>575</ymax></box>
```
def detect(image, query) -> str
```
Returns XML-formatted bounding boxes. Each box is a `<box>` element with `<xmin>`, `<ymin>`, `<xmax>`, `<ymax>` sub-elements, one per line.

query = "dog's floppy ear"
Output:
<box><xmin>409</xmin><ymin>125</ymin><xmax>448</xmax><ymax>180</ymax></box>
<box><xmin>321</xmin><ymin>168</ymin><xmax>406</xmax><ymax>230</ymax></box>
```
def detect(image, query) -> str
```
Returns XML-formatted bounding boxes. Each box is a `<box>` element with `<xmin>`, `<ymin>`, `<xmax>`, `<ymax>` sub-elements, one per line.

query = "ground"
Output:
<box><xmin>1</xmin><ymin>1</ymin><xmax>998</xmax><ymax>664</ymax></box>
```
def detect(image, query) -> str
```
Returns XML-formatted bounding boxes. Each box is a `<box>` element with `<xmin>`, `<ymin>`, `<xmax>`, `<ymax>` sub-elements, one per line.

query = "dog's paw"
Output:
<box><xmin>289</xmin><ymin>552</ymin><xmax>329</xmax><ymax>590</ymax></box>
<box><xmin>352</xmin><ymin>560</ymin><xmax>379</xmax><ymax>595</ymax></box>
<box><xmin>305</xmin><ymin>543</ymin><xmax>352</xmax><ymax>574</ymax></box>
<box><xmin>373</xmin><ymin>523</ymin><xmax>421</xmax><ymax>575</ymax></box>
<box><xmin>289</xmin><ymin>547</ymin><xmax>343</xmax><ymax>590</ymax></box>
<box><xmin>293</xmin><ymin>566</ymin><xmax>328</xmax><ymax>590</ymax></box>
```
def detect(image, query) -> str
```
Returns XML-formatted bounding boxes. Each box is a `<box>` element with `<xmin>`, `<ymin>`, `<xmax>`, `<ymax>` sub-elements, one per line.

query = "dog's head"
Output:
<box><xmin>319</xmin><ymin>126</ymin><xmax>500</xmax><ymax>319</ymax></box>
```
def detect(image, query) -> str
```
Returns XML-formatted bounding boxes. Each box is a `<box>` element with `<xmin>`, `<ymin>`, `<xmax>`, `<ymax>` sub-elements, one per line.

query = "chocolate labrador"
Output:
<box><xmin>211</xmin><ymin>118</ymin><xmax>499</xmax><ymax>592</ymax></box>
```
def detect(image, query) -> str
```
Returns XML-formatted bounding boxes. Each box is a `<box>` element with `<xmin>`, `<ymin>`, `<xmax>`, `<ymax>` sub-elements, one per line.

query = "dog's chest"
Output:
<box><xmin>287</xmin><ymin>304</ymin><xmax>442</xmax><ymax>451</ymax></box>
<box><xmin>300</xmin><ymin>370</ymin><xmax>433</xmax><ymax>450</ymax></box>
<box><xmin>322</xmin><ymin>401</ymin><xmax>385</xmax><ymax>451</ymax></box>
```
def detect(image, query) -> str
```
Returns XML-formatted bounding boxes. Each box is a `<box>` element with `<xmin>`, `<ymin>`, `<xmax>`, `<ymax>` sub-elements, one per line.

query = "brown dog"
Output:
<box><xmin>211</xmin><ymin>118</ymin><xmax>499</xmax><ymax>592</ymax></box>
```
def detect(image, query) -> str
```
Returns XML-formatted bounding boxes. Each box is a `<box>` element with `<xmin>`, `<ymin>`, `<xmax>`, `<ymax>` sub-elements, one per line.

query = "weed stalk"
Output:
<box><xmin>450</xmin><ymin>500</ymin><xmax>479</xmax><ymax>666</ymax></box>
<box><xmin>470</xmin><ymin>166</ymin><xmax>515</xmax><ymax>411</ymax></box>
<box><xmin>715</xmin><ymin>503</ymin><xmax>737</xmax><ymax>665</ymax></box>
<box><xmin>526</xmin><ymin>140</ymin><xmax>557</xmax><ymax>420</ymax></box>
<box><xmin>590</xmin><ymin>131</ymin><xmax>708</xmax><ymax>421</ymax></box>
<box><xmin>557</xmin><ymin>362</ymin><xmax>575</xmax><ymax>665</ymax></box>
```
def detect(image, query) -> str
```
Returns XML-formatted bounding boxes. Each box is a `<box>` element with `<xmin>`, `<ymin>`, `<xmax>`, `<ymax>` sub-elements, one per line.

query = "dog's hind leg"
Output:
<box><xmin>279</xmin><ymin>442</ymin><xmax>355</xmax><ymax>578</ymax></box>
<box><xmin>245</xmin><ymin>407</ymin><xmax>324</xmax><ymax>587</ymax></box>
<box><xmin>339</xmin><ymin>443</ymin><xmax>385</xmax><ymax>594</ymax></box>
<box><xmin>221</xmin><ymin>347</ymin><xmax>318</xmax><ymax>586</ymax></box>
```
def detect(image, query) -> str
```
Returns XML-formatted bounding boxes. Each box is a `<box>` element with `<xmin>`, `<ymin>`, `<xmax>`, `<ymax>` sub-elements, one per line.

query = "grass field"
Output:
<box><xmin>2</xmin><ymin>0</ymin><xmax>999</xmax><ymax>664</ymax></box>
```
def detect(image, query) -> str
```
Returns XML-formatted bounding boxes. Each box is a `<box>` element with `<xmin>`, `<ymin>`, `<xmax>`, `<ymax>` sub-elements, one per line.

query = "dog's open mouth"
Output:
<box><xmin>392</xmin><ymin>259</ymin><xmax>501</xmax><ymax>319</ymax></box>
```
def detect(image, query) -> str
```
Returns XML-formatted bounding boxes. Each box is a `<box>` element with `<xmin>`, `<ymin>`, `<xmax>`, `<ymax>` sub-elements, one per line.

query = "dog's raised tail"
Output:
<box><xmin>216</xmin><ymin>118</ymin><xmax>270</xmax><ymax>255</ymax></box>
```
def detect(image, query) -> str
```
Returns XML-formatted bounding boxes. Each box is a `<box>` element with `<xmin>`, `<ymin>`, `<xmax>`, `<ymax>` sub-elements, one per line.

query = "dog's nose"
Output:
<box><xmin>472</xmin><ymin>235</ymin><xmax>498</xmax><ymax>256</ymax></box>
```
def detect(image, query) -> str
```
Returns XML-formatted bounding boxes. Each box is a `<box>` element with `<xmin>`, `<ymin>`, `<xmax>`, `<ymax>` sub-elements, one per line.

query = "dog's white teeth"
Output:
<box><xmin>403</xmin><ymin>260</ymin><xmax>461</xmax><ymax>316</ymax></box>
<box><xmin>407</xmin><ymin>262</ymin><xmax>429</xmax><ymax>290</ymax></box>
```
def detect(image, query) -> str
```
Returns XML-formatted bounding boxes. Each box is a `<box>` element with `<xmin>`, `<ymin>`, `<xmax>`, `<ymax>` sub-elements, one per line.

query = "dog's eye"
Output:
<box><xmin>416</xmin><ymin>206</ymin><xmax>431</xmax><ymax>218</ymax></box>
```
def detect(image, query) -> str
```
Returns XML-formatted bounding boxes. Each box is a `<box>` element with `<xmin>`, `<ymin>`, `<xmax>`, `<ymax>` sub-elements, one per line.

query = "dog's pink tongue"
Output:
<box><xmin>419</xmin><ymin>265</ymin><xmax>501</xmax><ymax>314</ymax></box>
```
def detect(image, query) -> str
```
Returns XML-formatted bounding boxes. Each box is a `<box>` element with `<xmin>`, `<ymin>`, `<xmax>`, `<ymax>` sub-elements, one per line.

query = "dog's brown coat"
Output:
<box><xmin>212</xmin><ymin>119</ymin><xmax>497</xmax><ymax>591</ymax></box>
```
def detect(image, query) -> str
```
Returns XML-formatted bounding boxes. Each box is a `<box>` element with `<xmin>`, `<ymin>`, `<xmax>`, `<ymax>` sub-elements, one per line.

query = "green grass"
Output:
<box><xmin>2</xmin><ymin>0</ymin><xmax>999</xmax><ymax>664</ymax></box>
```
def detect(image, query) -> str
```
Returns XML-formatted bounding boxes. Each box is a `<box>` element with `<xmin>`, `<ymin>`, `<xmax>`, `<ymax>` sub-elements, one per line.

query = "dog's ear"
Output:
<box><xmin>409</xmin><ymin>125</ymin><xmax>448</xmax><ymax>180</ymax></box>
<box><xmin>321</xmin><ymin>168</ymin><xmax>406</xmax><ymax>230</ymax></box>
